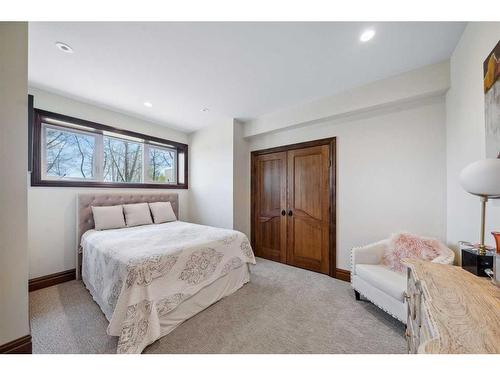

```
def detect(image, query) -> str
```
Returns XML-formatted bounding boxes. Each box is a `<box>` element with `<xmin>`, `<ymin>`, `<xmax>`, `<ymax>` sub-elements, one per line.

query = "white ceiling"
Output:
<box><xmin>29</xmin><ymin>22</ymin><xmax>466</xmax><ymax>132</ymax></box>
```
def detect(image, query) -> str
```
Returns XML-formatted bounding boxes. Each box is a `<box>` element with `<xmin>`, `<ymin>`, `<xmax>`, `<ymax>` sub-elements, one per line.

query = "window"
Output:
<box><xmin>103</xmin><ymin>135</ymin><xmax>143</xmax><ymax>183</ymax></box>
<box><xmin>146</xmin><ymin>144</ymin><xmax>176</xmax><ymax>184</ymax></box>
<box><xmin>32</xmin><ymin>109</ymin><xmax>188</xmax><ymax>189</ymax></box>
<box><xmin>43</xmin><ymin>125</ymin><xmax>97</xmax><ymax>180</ymax></box>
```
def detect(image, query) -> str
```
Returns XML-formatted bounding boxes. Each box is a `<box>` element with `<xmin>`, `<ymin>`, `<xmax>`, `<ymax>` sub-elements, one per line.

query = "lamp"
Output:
<box><xmin>460</xmin><ymin>157</ymin><xmax>500</xmax><ymax>255</ymax></box>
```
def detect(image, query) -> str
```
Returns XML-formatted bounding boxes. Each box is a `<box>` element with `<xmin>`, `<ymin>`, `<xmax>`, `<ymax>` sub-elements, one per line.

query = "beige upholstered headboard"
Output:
<box><xmin>76</xmin><ymin>192</ymin><xmax>179</xmax><ymax>279</ymax></box>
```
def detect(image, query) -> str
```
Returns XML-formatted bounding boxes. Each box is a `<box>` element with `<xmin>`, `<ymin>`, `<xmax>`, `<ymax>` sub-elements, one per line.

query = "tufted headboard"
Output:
<box><xmin>76</xmin><ymin>192</ymin><xmax>179</xmax><ymax>279</ymax></box>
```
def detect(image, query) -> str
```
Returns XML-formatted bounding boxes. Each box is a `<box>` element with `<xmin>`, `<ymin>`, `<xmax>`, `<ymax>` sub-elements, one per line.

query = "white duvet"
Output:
<box><xmin>81</xmin><ymin>221</ymin><xmax>255</xmax><ymax>354</ymax></box>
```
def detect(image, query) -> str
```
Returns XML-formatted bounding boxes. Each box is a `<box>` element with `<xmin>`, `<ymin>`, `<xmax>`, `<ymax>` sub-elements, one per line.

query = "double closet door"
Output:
<box><xmin>251</xmin><ymin>139</ymin><xmax>335</xmax><ymax>275</ymax></box>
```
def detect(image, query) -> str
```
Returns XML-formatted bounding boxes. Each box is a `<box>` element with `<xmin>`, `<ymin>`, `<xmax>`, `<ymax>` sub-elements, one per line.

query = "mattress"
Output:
<box><xmin>81</xmin><ymin>221</ymin><xmax>256</xmax><ymax>353</ymax></box>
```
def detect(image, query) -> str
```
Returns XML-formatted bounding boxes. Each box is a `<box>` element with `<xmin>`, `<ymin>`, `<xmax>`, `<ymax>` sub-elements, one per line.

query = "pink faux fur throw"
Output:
<box><xmin>382</xmin><ymin>233</ymin><xmax>443</xmax><ymax>273</ymax></box>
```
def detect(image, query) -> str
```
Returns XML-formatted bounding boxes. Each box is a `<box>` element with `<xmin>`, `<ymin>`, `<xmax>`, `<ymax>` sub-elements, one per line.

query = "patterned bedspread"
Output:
<box><xmin>81</xmin><ymin>221</ymin><xmax>255</xmax><ymax>353</ymax></box>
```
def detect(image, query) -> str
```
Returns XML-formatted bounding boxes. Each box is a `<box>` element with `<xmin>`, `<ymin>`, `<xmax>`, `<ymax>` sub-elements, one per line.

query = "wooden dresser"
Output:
<box><xmin>404</xmin><ymin>259</ymin><xmax>500</xmax><ymax>354</ymax></box>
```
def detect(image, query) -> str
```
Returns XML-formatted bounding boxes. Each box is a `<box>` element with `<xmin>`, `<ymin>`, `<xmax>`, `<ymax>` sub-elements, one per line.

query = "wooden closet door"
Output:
<box><xmin>254</xmin><ymin>152</ymin><xmax>287</xmax><ymax>263</ymax></box>
<box><xmin>286</xmin><ymin>145</ymin><xmax>330</xmax><ymax>274</ymax></box>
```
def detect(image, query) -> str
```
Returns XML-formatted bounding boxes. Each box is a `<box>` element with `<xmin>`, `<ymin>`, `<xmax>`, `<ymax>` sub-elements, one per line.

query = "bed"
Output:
<box><xmin>76</xmin><ymin>193</ymin><xmax>255</xmax><ymax>354</ymax></box>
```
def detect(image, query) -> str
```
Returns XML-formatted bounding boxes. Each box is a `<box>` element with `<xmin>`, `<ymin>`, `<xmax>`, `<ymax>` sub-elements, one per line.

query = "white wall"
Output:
<box><xmin>188</xmin><ymin>120</ymin><xmax>235</xmax><ymax>229</ymax></box>
<box><xmin>0</xmin><ymin>22</ymin><xmax>30</xmax><ymax>346</ymax></box>
<box><xmin>446</xmin><ymin>22</ymin><xmax>500</xmax><ymax>254</ymax></box>
<box><xmin>248</xmin><ymin>97</ymin><xmax>447</xmax><ymax>270</ymax></box>
<box><xmin>233</xmin><ymin>120</ymin><xmax>251</xmax><ymax>237</ymax></box>
<box><xmin>28</xmin><ymin>88</ymin><xmax>190</xmax><ymax>278</ymax></box>
<box><xmin>186</xmin><ymin>119</ymin><xmax>250</xmax><ymax>236</ymax></box>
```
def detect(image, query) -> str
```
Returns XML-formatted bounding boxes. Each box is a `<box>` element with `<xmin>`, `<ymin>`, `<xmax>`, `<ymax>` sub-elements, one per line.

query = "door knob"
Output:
<box><xmin>281</xmin><ymin>210</ymin><xmax>286</xmax><ymax>216</ymax></box>
<box><xmin>288</xmin><ymin>210</ymin><xmax>293</xmax><ymax>216</ymax></box>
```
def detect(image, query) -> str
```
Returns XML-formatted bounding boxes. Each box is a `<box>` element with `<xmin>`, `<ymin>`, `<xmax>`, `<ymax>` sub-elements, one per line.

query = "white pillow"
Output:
<box><xmin>92</xmin><ymin>205</ymin><xmax>126</xmax><ymax>230</ymax></box>
<box><xmin>149</xmin><ymin>202</ymin><xmax>177</xmax><ymax>224</ymax></box>
<box><xmin>123</xmin><ymin>203</ymin><xmax>153</xmax><ymax>227</ymax></box>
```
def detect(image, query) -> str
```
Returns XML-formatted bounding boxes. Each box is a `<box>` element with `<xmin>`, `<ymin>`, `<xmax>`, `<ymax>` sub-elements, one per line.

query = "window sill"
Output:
<box><xmin>30</xmin><ymin>178</ymin><xmax>188</xmax><ymax>190</ymax></box>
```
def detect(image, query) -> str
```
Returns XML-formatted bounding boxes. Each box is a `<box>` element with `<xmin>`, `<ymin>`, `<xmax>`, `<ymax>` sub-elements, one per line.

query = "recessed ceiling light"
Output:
<box><xmin>143</xmin><ymin>101</ymin><xmax>153</xmax><ymax>108</ymax></box>
<box><xmin>360</xmin><ymin>29</ymin><xmax>375</xmax><ymax>42</ymax></box>
<box><xmin>55</xmin><ymin>42</ymin><xmax>73</xmax><ymax>53</ymax></box>
<box><xmin>202</xmin><ymin>108</ymin><xmax>210</xmax><ymax>112</ymax></box>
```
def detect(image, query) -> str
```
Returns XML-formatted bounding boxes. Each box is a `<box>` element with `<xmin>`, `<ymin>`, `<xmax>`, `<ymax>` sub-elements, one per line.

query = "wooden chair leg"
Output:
<box><xmin>354</xmin><ymin>290</ymin><xmax>361</xmax><ymax>301</ymax></box>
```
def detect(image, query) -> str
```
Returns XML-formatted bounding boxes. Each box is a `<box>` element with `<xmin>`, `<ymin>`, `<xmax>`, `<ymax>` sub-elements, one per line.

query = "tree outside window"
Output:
<box><xmin>148</xmin><ymin>146</ymin><xmax>175</xmax><ymax>183</ymax></box>
<box><xmin>45</xmin><ymin>127</ymin><xmax>95</xmax><ymax>179</ymax></box>
<box><xmin>35</xmin><ymin>109</ymin><xmax>188</xmax><ymax>188</ymax></box>
<box><xmin>103</xmin><ymin>137</ymin><xmax>143</xmax><ymax>183</ymax></box>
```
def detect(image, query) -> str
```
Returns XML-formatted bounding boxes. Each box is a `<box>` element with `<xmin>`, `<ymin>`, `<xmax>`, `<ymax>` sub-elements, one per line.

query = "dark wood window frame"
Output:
<box><xmin>31</xmin><ymin>109</ymin><xmax>188</xmax><ymax>189</ymax></box>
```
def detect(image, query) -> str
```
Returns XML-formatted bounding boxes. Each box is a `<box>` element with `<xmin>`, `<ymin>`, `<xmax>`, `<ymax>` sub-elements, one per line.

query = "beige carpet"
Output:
<box><xmin>30</xmin><ymin>257</ymin><xmax>406</xmax><ymax>354</ymax></box>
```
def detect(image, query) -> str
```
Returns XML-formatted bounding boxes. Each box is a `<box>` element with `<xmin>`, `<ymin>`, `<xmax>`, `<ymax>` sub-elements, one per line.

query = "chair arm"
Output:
<box><xmin>351</xmin><ymin>240</ymin><xmax>388</xmax><ymax>275</ymax></box>
<box><xmin>431</xmin><ymin>245</ymin><xmax>455</xmax><ymax>265</ymax></box>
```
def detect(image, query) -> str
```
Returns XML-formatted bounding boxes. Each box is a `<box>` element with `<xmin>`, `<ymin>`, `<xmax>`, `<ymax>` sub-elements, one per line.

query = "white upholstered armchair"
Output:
<box><xmin>351</xmin><ymin>238</ymin><xmax>455</xmax><ymax>322</ymax></box>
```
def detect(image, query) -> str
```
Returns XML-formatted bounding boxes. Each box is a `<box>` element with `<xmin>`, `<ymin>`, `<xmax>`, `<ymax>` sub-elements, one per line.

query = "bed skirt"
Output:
<box><xmin>85</xmin><ymin>263</ymin><xmax>250</xmax><ymax>353</ymax></box>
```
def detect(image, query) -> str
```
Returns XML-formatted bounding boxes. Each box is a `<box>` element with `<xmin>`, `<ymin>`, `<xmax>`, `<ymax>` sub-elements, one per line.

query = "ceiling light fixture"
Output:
<box><xmin>202</xmin><ymin>108</ymin><xmax>210</xmax><ymax>112</ymax></box>
<box><xmin>55</xmin><ymin>42</ymin><xmax>74</xmax><ymax>53</ymax></box>
<box><xmin>359</xmin><ymin>29</ymin><xmax>375</xmax><ymax>42</ymax></box>
<box><xmin>143</xmin><ymin>101</ymin><xmax>153</xmax><ymax>108</ymax></box>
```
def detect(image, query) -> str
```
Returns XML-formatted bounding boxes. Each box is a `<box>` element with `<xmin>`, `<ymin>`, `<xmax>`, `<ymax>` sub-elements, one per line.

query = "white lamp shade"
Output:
<box><xmin>459</xmin><ymin>158</ymin><xmax>500</xmax><ymax>197</ymax></box>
